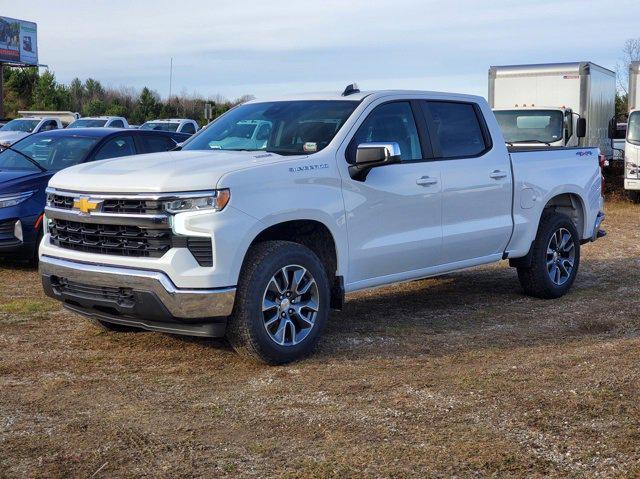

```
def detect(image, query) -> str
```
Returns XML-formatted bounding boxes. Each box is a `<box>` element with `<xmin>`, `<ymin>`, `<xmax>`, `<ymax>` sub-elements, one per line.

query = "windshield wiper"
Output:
<box><xmin>0</xmin><ymin>145</ymin><xmax>46</xmax><ymax>172</ymax></box>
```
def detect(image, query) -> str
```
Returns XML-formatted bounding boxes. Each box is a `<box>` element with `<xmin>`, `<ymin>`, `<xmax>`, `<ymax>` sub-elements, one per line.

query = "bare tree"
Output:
<box><xmin>617</xmin><ymin>38</ymin><xmax>640</xmax><ymax>94</ymax></box>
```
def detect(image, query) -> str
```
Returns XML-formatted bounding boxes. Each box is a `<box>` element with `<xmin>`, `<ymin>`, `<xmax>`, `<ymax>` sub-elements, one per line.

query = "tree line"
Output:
<box><xmin>1</xmin><ymin>67</ymin><xmax>253</xmax><ymax>125</ymax></box>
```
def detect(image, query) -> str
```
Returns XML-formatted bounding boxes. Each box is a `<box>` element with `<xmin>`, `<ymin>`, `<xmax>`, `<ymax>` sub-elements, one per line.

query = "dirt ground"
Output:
<box><xmin>1</xmin><ymin>200</ymin><xmax>639</xmax><ymax>478</ymax></box>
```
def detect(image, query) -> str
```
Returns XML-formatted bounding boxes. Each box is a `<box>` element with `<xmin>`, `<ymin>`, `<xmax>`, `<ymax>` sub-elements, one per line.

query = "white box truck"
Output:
<box><xmin>489</xmin><ymin>62</ymin><xmax>616</xmax><ymax>160</ymax></box>
<box><xmin>625</xmin><ymin>61</ymin><xmax>640</xmax><ymax>201</ymax></box>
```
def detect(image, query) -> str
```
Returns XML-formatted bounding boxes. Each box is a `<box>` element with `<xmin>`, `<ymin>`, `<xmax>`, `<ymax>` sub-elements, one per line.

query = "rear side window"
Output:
<box><xmin>94</xmin><ymin>135</ymin><xmax>137</xmax><ymax>161</ymax></box>
<box><xmin>181</xmin><ymin>122</ymin><xmax>196</xmax><ymax>134</ymax></box>
<box><xmin>110</xmin><ymin>120</ymin><xmax>125</xmax><ymax>128</ymax></box>
<box><xmin>424</xmin><ymin>101</ymin><xmax>488</xmax><ymax>158</ymax></box>
<box><xmin>139</xmin><ymin>134</ymin><xmax>177</xmax><ymax>153</ymax></box>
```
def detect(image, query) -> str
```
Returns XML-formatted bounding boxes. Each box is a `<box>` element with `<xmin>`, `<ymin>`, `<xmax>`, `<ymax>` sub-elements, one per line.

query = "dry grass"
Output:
<box><xmin>1</xmin><ymin>200</ymin><xmax>639</xmax><ymax>478</ymax></box>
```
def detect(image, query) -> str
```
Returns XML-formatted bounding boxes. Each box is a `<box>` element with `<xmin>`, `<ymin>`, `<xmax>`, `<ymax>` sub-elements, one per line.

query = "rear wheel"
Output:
<box><xmin>227</xmin><ymin>241</ymin><xmax>330</xmax><ymax>364</ymax></box>
<box><xmin>517</xmin><ymin>212</ymin><xmax>580</xmax><ymax>299</ymax></box>
<box><xmin>629</xmin><ymin>190</ymin><xmax>640</xmax><ymax>204</ymax></box>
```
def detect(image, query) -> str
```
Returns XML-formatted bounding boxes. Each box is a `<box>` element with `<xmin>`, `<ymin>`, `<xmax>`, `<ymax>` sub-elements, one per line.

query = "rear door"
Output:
<box><xmin>421</xmin><ymin>100</ymin><xmax>512</xmax><ymax>264</ymax></box>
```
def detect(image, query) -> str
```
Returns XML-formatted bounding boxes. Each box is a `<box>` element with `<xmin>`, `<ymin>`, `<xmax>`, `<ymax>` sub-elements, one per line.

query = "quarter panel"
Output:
<box><xmin>507</xmin><ymin>147</ymin><xmax>602</xmax><ymax>257</ymax></box>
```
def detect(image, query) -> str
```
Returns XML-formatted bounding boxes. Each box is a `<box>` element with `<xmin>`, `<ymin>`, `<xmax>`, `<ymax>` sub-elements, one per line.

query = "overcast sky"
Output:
<box><xmin>1</xmin><ymin>0</ymin><xmax>638</xmax><ymax>100</ymax></box>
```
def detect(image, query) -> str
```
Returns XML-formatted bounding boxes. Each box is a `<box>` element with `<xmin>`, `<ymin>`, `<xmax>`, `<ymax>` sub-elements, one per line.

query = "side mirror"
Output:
<box><xmin>576</xmin><ymin>118</ymin><xmax>587</xmax><ymax>138</ymax></box>
<box><xmin>607</xmin><ymin>117</ymin><xmax>616</xmax><ymax>140</ymax></box>
<box><xmin>349</xmin><ymin>142</ymin><xmax>401</xmax><ymax>181</ymax></box>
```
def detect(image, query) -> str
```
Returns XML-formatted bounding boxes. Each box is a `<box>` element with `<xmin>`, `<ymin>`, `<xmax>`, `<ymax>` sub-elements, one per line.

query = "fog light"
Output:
<box><xmin>14</xmin><ymin>220</ymin><xmax>23</xmax><ymax>242</ymax></box>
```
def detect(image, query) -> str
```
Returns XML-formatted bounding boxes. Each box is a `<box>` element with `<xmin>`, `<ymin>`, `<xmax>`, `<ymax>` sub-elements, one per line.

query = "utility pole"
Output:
<box><xmin>168</xmin><ymin>57</ymin><xmax>173</xmax><ymax>102</ymax></box>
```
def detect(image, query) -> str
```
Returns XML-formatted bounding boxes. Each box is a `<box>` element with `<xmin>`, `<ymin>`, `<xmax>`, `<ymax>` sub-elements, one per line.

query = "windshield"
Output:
<box><xmin>140</xmin><ymin>122</ymin><xmax>179</xmax><ymax>132</ymax></box>
<box><xmin>68</xmin><ymin>119</ymin><xmax>108</xmax><ymax>128</ymax></box>
<box><xmin>0</xmin><ymin>119</ymin><xmax>40</xmax><ymax>133</ymax></box>
<box><xmin>0</xmin><ymin>135</ymin><xmax>99</xmax><ymax>172</ymax></box>
<box><xmin>627</xmin><ymin>112</ymin><xmax>640</xmax><ymax>145</ymax></box>
<box><xmin>183</xmin><ymin>100</ymin><xmax>359</xmax><ymax>155</ymax></box>
<box><xmin>494</xmin><ymin>109</ymin><xmax>564</xmax><ymax>144</ymax></box>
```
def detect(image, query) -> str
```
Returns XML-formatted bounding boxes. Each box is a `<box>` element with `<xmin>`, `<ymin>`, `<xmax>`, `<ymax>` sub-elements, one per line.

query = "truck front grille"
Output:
<box><xmin>49</xmin><ymin>194</ymin><xmax>164</xmax><ymax>215</ymax></box>
<box><xmin>49</xmin><ymin>219</ymin><xmax>213</xmax><ymax>265</ymax></box>
<box><xmin>50</xmin><ymin>219</ymin><xmax>172</xmax><ymax>258</ymax></box>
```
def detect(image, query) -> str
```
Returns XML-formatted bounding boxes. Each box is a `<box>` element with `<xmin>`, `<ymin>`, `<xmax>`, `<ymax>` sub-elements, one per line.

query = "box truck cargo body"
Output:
<box><xmin>489</xmin><ymin>62</ymin><xmax>616</xmax><ymax>159</ymax></box>
<box><xmin>624</xmin><ymin>62</ymin><xmax>640</xmax><ymax>200</ymax></box>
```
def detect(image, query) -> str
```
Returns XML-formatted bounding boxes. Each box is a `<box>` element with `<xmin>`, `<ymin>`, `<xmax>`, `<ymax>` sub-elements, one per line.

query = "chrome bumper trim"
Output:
<box><xmin>39</xmin><ymin>255</ymin><xmax>235</xmax><ymax>318</ymax></box>
<box><xmin>44</xmin><ymin>206</ymin><xmax>170</xmax><ymax>228</ymax></box>
<box><xmin>46</xmin><ymin>187</ymin><xmax>217</xmax><ymax>201</ymax></box>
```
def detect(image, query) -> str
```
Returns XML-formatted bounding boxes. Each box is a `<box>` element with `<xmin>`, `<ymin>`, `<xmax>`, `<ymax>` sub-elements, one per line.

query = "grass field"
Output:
<box><xmin>1</xmin><ymin>200</ymin><xmax>639</xmax><ymax>478</ymax></box>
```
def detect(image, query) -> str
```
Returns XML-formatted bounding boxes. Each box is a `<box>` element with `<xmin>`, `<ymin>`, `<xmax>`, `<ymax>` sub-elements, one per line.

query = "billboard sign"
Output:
<box><xmin>0</xmin><ymin>16</ymin><xmax>37</xmax><ymax>65</ymax></box>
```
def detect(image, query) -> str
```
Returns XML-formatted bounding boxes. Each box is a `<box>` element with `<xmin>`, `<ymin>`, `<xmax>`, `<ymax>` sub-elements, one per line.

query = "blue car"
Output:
<box><xmin>0</xmin><ymin>128</ymin><xmax>190</xmax><ymax>261</ymax></box>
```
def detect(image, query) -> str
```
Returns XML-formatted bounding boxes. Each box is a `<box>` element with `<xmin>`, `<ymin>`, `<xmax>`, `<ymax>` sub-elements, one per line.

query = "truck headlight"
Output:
<box><xmin>164</xmin><ymin>189</ymin><xmax>230</xmax><ymax>213</ymax></box>
<box><xmin>0</xmin><ymin>191</ymin><xmax>35</xmax><ymax>209</ymax></box>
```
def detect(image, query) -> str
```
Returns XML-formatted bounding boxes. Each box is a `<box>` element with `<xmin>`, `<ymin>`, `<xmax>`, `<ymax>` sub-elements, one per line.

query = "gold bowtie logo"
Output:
<box><xmin>73</xmin><ymin>198</ymin><xmax>100</xmax><ymax>214</ymax></box>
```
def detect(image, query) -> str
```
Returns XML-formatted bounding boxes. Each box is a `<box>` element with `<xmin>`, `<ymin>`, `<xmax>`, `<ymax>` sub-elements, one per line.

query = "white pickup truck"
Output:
<box><xmin>0</xmin><ymin>117</ymin><xmax>63</xmax><ymax>148</ymax></box>
<box><xmin>40</xmin><ymin>87</ymin><xmax>606</xmax><ymax>364</ymax></box>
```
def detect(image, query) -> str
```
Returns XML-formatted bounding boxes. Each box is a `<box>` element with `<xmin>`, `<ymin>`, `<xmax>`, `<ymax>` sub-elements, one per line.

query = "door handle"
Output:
<box><xmin>416</xmin><ymin>176</ymin><xmax>438</xmax><ymax>186</ymax></box>
<box><xmin>489</xmin><ymin>170</ymin><xmax>508</xmax><ymax>180</ymax></box>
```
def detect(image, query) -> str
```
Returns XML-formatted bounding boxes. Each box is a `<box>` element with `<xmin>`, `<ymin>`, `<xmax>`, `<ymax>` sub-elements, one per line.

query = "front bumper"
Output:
<box><xmin>40</xmin><ymin>255</ymin><xmax>236</xmax><ymax>337</ymax></box>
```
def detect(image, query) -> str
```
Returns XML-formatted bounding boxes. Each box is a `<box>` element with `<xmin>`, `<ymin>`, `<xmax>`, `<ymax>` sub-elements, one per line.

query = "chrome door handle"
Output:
<box><xmin>416</xmin><ymin>176</ymin><xmax>438</xmax><ymax>186</ymax></box>
<box><xmin>489</xmin><ymin>170</ymin><xmax>508</xmax><ymax>180</ymax></box>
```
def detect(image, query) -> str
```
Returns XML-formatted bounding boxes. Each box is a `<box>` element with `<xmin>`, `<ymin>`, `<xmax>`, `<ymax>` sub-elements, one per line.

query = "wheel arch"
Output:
<box><xmin>241</xmin><ymin>218</ymin><xmax>344</xmax><ymax>309</ymax></box>
<box><xmin>541</xmin><ymin>191</ymin><xmax>587</xmax><ymax>240</ymax></box>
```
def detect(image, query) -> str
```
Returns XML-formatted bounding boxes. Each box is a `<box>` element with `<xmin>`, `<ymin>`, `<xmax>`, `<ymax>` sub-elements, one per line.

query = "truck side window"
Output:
<box><xmin>41</xmin><ymin>120</ymin><xmax>58</xmax><ymax>132</ymax></box>
<box><xmin>350</xmin><ymin>102</ymin><xmax>422</xmax><ymax>162</ymax></box>
<box><xmin>425</xmin><ymin>101</ymin><xmax>487</xmax><ymax>158</ymax></box>
<box><xmin>181</xmin><ymin>123</ymin><xmax>196</xmax><ymax>135</ymax></box>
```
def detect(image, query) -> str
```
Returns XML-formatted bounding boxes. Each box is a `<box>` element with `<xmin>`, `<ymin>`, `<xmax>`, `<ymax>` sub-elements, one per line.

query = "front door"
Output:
<box><xmin>342</xmin><ymin>100</ymin><xmax>443</xmax><ymax>288</ymax></box>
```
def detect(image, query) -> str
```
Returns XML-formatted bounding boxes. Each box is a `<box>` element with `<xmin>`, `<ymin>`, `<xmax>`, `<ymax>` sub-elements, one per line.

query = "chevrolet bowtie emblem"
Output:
<box><xmin>73</xmin><ymin>198</ymin><xmax>101</xmax><ymax>214</ymax></box>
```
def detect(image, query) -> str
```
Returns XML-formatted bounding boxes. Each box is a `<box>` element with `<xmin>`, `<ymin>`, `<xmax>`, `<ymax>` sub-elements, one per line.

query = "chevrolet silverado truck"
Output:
<box><xmin>39</xmin><ymin>87</ymin><xmax>606</xmax><ymax>364</ymax></box>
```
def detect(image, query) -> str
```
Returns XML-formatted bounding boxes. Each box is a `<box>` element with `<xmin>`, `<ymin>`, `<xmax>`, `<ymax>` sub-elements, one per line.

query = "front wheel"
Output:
<box><xmin>226</xmin><ymin>241</ymin><xmax>330</xmax><ymax>364</ymax></box>
<box><xmin>629</xmin><ymin>190</ymin><xmax>640</xmax><ymax>204</ymax></box>
<box><xmin>517</xmin><ymin>212</ymin><xmax>581</xmax><ymax>299</ymax></box>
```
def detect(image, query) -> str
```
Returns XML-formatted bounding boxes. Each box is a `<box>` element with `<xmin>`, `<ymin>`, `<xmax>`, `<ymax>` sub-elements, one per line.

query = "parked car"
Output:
<box><xmin>0</xmin><ymin>117</ymin><xmax>63</xmax><ymax>148</ymax></box>
<box><xmin>0</xmin><ymin>128</ymin><xmax>189</xmax><ymax>261</ymax></box>
<box><xmin>67</xmin><ymin>116</ymin><xmax>129</xmax><ymax>129</ymax></box>
<box><xmin>40</xmin><ymin>87</ymin><xmax>605</xmax><ymax>364</ymax></box>
<box><xmin>140</xmin><ymin>119</ymin><xmax>199</xmax><ymax>135</ymax></box>
<box><xmin>489</xmin><ymin>62</ymin><xmax>616</xmax><ymax>160</ymax></box>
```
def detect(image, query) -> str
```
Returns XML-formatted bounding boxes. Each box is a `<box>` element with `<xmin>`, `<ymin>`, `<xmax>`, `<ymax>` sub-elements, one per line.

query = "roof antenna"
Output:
<box><xmin>342</xmin><ymin>83</ymin><xmax>360</xmax><ymax>96</ymax></box>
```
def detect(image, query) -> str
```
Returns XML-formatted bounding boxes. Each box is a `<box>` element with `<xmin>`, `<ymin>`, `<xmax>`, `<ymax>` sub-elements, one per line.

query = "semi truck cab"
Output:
<box><xmin>493</xmin><ymin>106</ymin><xmax>585</xmax><ymax>148</ymax></box>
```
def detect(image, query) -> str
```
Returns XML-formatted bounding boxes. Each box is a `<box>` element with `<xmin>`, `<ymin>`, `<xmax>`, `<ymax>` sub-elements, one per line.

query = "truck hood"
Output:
<box><xmin>49</xmin><ymin>150</ymin><xmax>304</xmax><ymax>193</ymax></box>
<box><xmin>0</xmin><ymin>131</ymin><xmax>29</xmax><ymax>145</ymax></box>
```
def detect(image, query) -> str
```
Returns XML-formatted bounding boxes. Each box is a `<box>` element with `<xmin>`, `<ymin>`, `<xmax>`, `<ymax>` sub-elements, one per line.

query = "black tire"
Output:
<box><xmin>629</xmin><ymin>191</ymin><xmax>640</xmax><ymax>204</ymax></box>
<box><xmin>226</xmin><ymin>240</ymin><xmax>330</xmax><ymax>365</ymax></box>
<box><xmin>517</xmin><ymin>212</ymin><xmax>581</xmax><ymax>299</ymax></box>
<box><xmin>88</xmin><ymin>318</ymin><xmax>140</xmax><ymax>332</ymax></box>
